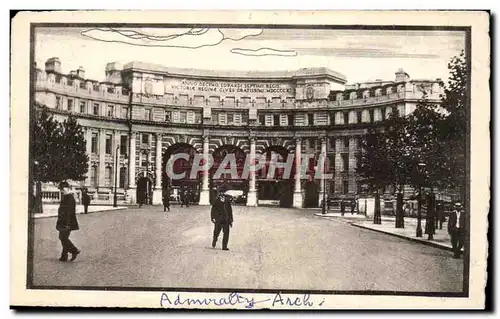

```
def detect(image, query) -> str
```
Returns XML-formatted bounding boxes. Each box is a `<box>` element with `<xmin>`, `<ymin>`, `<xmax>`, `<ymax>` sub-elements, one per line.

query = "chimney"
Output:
<box><xmin>395</xmin><ymin>68</ymin><xmax>409</xmax><ymax>82</ymax></box>
<box><xmin>77</xmin><ymin>66</ymin><xmax>85</xmax><ymax>79</ymax></box>
<box><xmin>105</xmin><ymin>62</ymin><xmax>123</xmax><ymax>84</ymax></box>
<box><xmin>45</xmin><ymin>57</ymin><xmax>61</xmax><ymax>73</ymax></box>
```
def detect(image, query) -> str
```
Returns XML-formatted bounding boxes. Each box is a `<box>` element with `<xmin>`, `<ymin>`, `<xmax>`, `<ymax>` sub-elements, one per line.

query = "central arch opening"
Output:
<box><xmin>257</xmin><ymin>146</ymin><xmax>294</xmax><ymax>208</ymax></box>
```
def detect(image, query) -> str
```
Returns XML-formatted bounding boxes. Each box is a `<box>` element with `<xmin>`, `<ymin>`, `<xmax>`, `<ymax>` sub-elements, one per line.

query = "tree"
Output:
<box><xmin>440</xmin><ymin>50</ymin><xmax>467</xmax><ymax>202</ymax></box>
<box><xmin>31</xmin><ymin>107</ymin><xmax>89</xmax><ymax>214</ymax></box>
<box><xmin>356</xmin><ymin>128</ymin><xmax>392</xmax><ymax>224</ymax></box>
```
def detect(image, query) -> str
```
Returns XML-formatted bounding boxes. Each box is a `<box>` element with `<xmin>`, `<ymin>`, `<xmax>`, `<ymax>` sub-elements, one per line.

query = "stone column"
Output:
<box><xmin>152</xmin><ymin>133</ymin><xmax>163</xmax><ymax>204</ymax></box>
<box><xmin>85</xmin><ymin>128</ymin><xmax>92</xmax><ymax>187</ymax></box>
<box><xmin>293</xmin><ymin>138</ymin><xmax>303</xmax><ymax>208</ymax></box>
<box><xmin>113</xmin><ymin>131</ymin><xmax>121</xmax><ymax>191</ymax></box>
<box><xmin>318</xmin><ymin>137</ymin><xmax>327</xmax><ymax>206</ymax></box>
<box><xmin>98</xmin><ymin>129</ymin><xmax>106</xmax><ymax>188</ymax></box>
<box><xmin>246</xmin><ymin>137</ymin><xmax>257</xmax><ymax>206</ymax></box>
<box><xmin>128</xmin><ymin>131</ymin><xmax>137</xmax><ymax>203</ymax></box>
<box><xmin>198</xmin><ymin>136</ymin><xmax>211</xmax><ymax>205</ymax></box>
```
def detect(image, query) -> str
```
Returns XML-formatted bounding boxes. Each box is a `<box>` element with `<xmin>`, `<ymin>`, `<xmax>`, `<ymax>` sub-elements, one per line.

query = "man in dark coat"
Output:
<box><xmin>211</xmin><ymin>192</ymin><xmax>233</xmax><ymax>251</ymax></box>
<box><xmin>81</xmin><ymin>188</ymin><xmax>91</xmax><ymax>214</ymax></box>
<box><xmin>448</xmin><ymin>202</ymin><xmax>466</xmax><ymax>259</ymax></box>
<box><xmin>163</xmin><ymin>188</ymin><xmax>170</xmax><ymax>212</ymax></box>
<box><xmin>56</xmin><ymin>181</ymin><xmax>81</xmax><ymax>262</ymax></box>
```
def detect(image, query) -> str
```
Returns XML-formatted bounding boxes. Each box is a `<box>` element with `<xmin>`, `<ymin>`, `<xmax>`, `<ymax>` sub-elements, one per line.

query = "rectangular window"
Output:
<box><xmin>120</xmin><ymin>135</ymin><xmax>128</xmax><ymax>155</ymax></box>
<box><xmin>144</xmin><ymin>109</ymin><xmax>152</xmax><ymax>120</ymax></box>
<box><xmin>233</xmin><ymin>113</ymin><xmax>242</xmax><ymax>125</ymax></box>
<box><xmin>107</xmin><ymin>105</ymin><xmax>114</xmax><ymax>117</ymax></box>
<box><xmin>288</xmin><ymin>114</ymin><xmax>294</xmax><ymax>126</ymax></box>
<box><xmin>142</xmin><ymin>133</ymin><xmax>149</xmax><ymax>145</ymax></box>
<box><xmin>330</xmin><ymin>137</ymin><xmax>336</xmax><ymax>149</ymax></box>
<box><xmin>67</xmin><ymin>99</ymin><xmax>73</xmax><ymax>112</ymax></box>
<box><xmin>343</xmin><ymin>180</ymin><xmax>349</xmax><ymax>194</ymax></box>
<box><xmin>357</xmin><ymin>111</ymin><xmax>362</xmax><ymax>123</ymax></box>
<box><xmin>259</xmin><ymin>114</ymin><xmax>265</xmax><ymax>125</ymax></box>
<box><xmin>310</xmin><ymin>139</ymin><xmax>316</xmax><ymax>151</ymax></box>
<box><xmin>308</xmin><ymin>113</ymin><xmax>314</xmax><ymax>125</ymax></box>
<box><xmin>93</xmin><ymin>103</ymin><xmax>99</xmax><ymax>115</ymax></box>
<box><xmin>273</xmin><ymin>114</ymin><xmax>280</xmax><ymax>126</ymax></box>
<box><xmin>344</xmin><ymin>137</ymin><xmax>350</xmax><ymax>149</ymax></box>
<box><xmin>119</xmin><ymin>167</ymin><xmax>127</xmax><ymax>188</ymax></box>
<box><xmin>342</xmin><ymin>153</ymin><xmax>349</xmax><ymax>171</ymax></box>
<box><xmin>141</xmin><ymin>153</ymin><xmax>148</xmax><ymax>167</ymax></box>
<box><xmin>105</xmin><ymin>134</ymin><xmax>112</xmax><ymax>154</ymax></box>
<box><xmin>122</xmin><ymin>107</ymin><xmax>129</xmax><ymax>119</ymax></box>
<box><xmin>227</xmin><ymin>113</ymin><xmax>234</xmax><ymax>124</ymax></box>
<box><xmin>218</xmin><ymin>113</ymin><xmax>227</xmax><ymax>125</ymax></box>
<box><xmin>93</xmin><ymin>83</ymin><xmax>100</xmax><ymax>91</ymax></box>
<box><xmin>179</xmin><ymin>111</ymin><xmax>187</xmax><ymax>123</ymax></box>
<box><xmin>329</xmin><ymin>113</ymin><xmax>335</xmax><ymax>125</ymax></box>
<box><xmin>172</xmin><ymin>110</ymin><xmax>180</xmax><ymax>123</ymax></box>
<box><xmin>91</xmin><ymin>132</ymin><xmax>98</xmax><ymax>153</ymax></box>
<box><xmin>79</xmin><ymin>101</ymin><xmax>86</xmax><ymax>113</ymax></box>
<box><xmin>56</xmin><ymin>96</ymin><xmax>61</xmax><ymax>110</ymax></box>
<box><xmin>105</xmin><ymin>166</ymin><xmax>112</xmax><ymax>187</ymax></box>
<box><xmin>187</xmin><ymin>111</ymin><xmax>195</xmax><ymax>124</ymax></box>
<box><xmin>344</xmin><ymin>112</ymin><xmax>349</xmax><ymax>125</ymax></box>
<box><xmin>369</xmin><ymin>109</ymin><xmax>374</xmax><ymax>123</ymax></box>
<box><xmin>165</xmin><ymin>111</ymin><xmax>171</xmax><ymax>122</ymax></box>
<box><xmin>328</xmin><ymin>154</ymin><xmax>335</xmax><ymax>172</ymax></box>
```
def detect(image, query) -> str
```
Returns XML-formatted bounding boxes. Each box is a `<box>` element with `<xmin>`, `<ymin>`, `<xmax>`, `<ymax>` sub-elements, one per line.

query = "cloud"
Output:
<box><xmin>230</xmin><ymin>47</ymin><xmax>297</xmax><ymax>57</ymax></box>
<box><xmin>80</xmin><ymin>27</ymin><xmax>264</xmax><ymax>49</ymax></box>
<box><xmin>293</xmin><ymin>47</ymin><xmax>440</xmax><ymax>59</ymax></box>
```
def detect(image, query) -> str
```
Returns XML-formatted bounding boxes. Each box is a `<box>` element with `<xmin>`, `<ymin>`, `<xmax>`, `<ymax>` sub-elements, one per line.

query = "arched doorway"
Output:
<box><xmin>303</xmin><ymin>153</ymin><xmax>320</xmax><ymax>208</ymax></box>
<box><xmin>163</xmin><ymin>143</ymin><xmax>201</xmax><ymax>205</ymax></box>
<box><xmin>210</xmin><ymin>145</ymin><xmax>247</xmax><ymax>205</ymax></box>
<box><xmin>137</xmin><ymin>175</ymin><xmax>153</xmax><ymax>205</ymax></box>
<box><xmin>257</xmin><ymin>146</ymin><xmax>294</xmax><ymax>208</ymax></box>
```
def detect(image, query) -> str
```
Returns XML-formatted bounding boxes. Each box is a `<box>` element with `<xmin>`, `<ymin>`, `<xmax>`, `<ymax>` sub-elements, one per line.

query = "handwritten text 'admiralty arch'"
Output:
<box><xmin>170</xmin><ymin>79</ymin><xmax>294</xmax><ymax>94</ymax></box>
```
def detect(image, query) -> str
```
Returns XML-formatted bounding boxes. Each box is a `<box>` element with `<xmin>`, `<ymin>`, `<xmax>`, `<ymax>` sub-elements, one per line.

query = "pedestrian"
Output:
<box><xmin>340</xmin><ymin>200</ymin><xmax>345</xmax><ymax>216</ymax></box>
<box><xmin>437</xmin><ymin>203</ymin><xmax>445</xmax><ymax>230</ymax></box>
<box><xmin>448</xmin><ymin>202</ymin><xmax>465</xmax><ymax>259</ymax></box>
<box><xmin>163</xmin><ymin>188</ymin><xmax>170</xmax><ymax>212</ymax></box>
<box><xmin>82</xmin><ymin>188</ymin><xmax>91</xmax><ymax>214</ymax></box>
<box><xmin>211</xmin><ymin>191</ymin><xmax>233</xmax><ymax>251</ymax></box>
<box><xmin>56</xmin><ymin>181</ymin><xmax>81</xmax><ymax>262</ymax></box>
<box><xmin>182</xmin><ymin>188</ymin><xmax>190</xmax><ymax>208</ymax></box>
<box><xmin>351</xmin><ymin>199</ymin><xmax>356</xmax><ymax>215</ymax></box>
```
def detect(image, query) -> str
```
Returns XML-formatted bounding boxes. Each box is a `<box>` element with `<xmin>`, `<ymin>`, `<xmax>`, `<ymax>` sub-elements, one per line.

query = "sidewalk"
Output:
<box><xmin>34</xmin><ymin>204</ymin><xmax>127</xmax><ymax>219</ymax></box>
<box><xmin>314</xmin><ymin>211</ymin><xmax>454</xmax><ymax>251</ymax></box>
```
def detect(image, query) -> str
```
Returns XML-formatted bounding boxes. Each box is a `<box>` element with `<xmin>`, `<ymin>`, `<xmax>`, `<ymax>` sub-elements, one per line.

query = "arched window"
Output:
<box><xmin>119</xmin><ymin>167</ymin><xmax>127</xmax><ymax>188</ymax></box>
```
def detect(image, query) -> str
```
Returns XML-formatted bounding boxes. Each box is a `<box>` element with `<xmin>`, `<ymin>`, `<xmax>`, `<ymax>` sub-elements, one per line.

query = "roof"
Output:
<box><xmin>123</xmin><ymin>61</ymin><xmax>347</xmax><ymax>83</ymax></box>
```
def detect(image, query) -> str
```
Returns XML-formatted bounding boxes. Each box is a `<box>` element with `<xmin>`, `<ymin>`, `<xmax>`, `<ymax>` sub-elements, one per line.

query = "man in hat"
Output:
<box><xmin>81</xmin><ymin>188</ymin><xmax>91</xmax><ymax>214</ymax></box>
<box><xmin>210</xmin><ymin>189</ymin><xmax>233</xmax><ymax>251</ymax></box>
<box><xmin>448</xmin><ymin>202</ymin><xmax>466</xmax><ymax>259</ymax></box>
<box><xmin>56</xmin><ymin>181</ymin><xmax>81</xmax><ymax>262</ymax></box>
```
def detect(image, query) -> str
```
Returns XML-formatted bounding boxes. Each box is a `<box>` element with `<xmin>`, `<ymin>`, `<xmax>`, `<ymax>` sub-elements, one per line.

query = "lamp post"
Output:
<box><xmin>142</xmin><ymin>148</ymin><xmax>151</xmax><ymax>205</ymax></box>
<box><xmin>416</xmin><ymin>162</ymin><xmax>426</xmax><ymax>238</ymax></box>
<box><xmin>113</xmin><ymin>145</ymin><xmax>120</xmax><ymax>207</ymax></box>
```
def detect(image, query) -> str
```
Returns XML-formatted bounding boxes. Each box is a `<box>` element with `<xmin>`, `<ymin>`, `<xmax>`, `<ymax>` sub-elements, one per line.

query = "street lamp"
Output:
<box><xmin>416</xmin><ymin>162</ymin><xmax>426</xmax><ymax>238</ymax></box>
<box><xmin>113</xmin><ymin>145</ymin><xmax>120</xmax><ymax>207</ymax></box>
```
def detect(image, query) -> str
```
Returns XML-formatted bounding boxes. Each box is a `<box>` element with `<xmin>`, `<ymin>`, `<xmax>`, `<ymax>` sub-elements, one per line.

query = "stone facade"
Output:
<box><xmin>34</xmin><ymin>58</ymin><xmax>443</xmax><ymax>208</ymax></box>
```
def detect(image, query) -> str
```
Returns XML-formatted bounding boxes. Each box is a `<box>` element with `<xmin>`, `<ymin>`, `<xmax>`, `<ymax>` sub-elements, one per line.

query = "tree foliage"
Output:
<box><xmin>32</xmin><ymin>107</ymin><xmax>89</xmax><ymax>183</ymax></box>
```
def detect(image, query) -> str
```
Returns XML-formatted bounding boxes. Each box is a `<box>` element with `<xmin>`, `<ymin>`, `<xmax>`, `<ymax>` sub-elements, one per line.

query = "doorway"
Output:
<box><xmin>137</xmin><ymin>177</ymin><xmax>152</xmax><ymax>205</ymax></box>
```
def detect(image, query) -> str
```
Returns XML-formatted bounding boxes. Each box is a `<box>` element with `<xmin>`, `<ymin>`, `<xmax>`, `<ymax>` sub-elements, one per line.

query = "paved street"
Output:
<box><xmin>32</xmin><ymin>205</ymin><xmax>464</xmax><ymax>292</ymax></box>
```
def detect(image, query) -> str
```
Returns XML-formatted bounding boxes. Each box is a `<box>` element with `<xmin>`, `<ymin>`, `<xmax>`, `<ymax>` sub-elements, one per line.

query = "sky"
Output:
<box><xmin>34</xmin><ymin>27</ymin><xmax>465</xmax><ymax>84</ymax></box>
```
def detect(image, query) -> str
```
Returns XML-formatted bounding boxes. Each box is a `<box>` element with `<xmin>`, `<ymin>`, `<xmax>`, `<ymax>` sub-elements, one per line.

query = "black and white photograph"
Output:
<box><xmin>10</xmin><ymin>10</ymin><xmax>489</xmax><ymax>309</ymax></box>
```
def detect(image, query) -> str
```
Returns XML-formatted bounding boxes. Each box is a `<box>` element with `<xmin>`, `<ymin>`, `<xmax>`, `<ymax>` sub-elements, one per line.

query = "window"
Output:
<box><xmin>56</xmin><ymin>96</ymin><xmax>61</xmax><ymax>110</ymax></box>
<box><xmin>93</xmin><ymin>83</ymin><xmax>100</xmax><ymax>91</ymax></box>
<box><xmin>259</xmin><ymin>114</ymin><xmax>265</xmax><ymax>125</ymax></box>
<box><xmin>369</xmin><ymin>109</ymin><xmax>374</xmax><ymax>123</ymax></box>
<box><xmin>328</xmin><ymin>154</ymin><xmax>335</xmax><ymax>172</ymax></box>
<box><xmin>107</xmin><ymin>105</ymin><xmax>114</xmax><ymax>117</ymax></box>
<box><xmin>67</xmin><ymin>99</ymin><xmax>73</xmax><ymax>112</ymax></box>
<box><xmin>165</xmin><ymin>111</ymin><xmax>171</xmax><ymax>122</ymax></box>
<box><xmin>121</xmin><ymin>107</ymin><xmax>129</xmax><ymax>119</ymax></box>
<box><xmin>120</xmin><ymin>135</ymin><xmax>128</xmax><ymax>155</ymax></box>
<box><xmin>141</xmin><ymin>133</ymin><xmax>149</xmax><ymax>145</ymax></box>
<box><xmin>234</xmin><ymin>113</ymin><xmax>242</xmax><ymax>125</ymax></box>
<box><xmin>342</xmin><ymin>153</ymin><xmax>349</xmax><ymax>171</ymax></box>
<box><xmin>90</xmin><ymin>166</ymin><xmax>97</xmax><ymax>187</ymax></box>
<box><xmin>343</xmin><ymin>112</ymin><xmax>349</xmax><ymax>125</ymax></box>
<box><xmin>273</xmin><ymin>114</ymin><xmax>280</xmax><ymax>126</ymax></box>
<box><xmin>187</xmin><ymin>111</ymin><xmax>195</xmax><ymax>124</ymax></box>
<box><xmin>179</xmin><ymin>111</ymin><xmax>187</xmax><ymax>123</ymax></box>
<box><xmin>227</xmin><ymin>113</ymin><xmax>234</xmax><ymax>124</ymax></box>
<box><xmin>330</xmin><ymin>137</ymin><xmax>336</xmax><ymax>149</ymax></box>
<box><xmin>119</xmin><ymin>167</ymin><xmax>127</xmax><ymax>188</ymax></box>
<box><xmin>105</xmin><ymin>166</ymin><xmax>112</xmax><ymax>187</ymax></box>
<box><xmin>344</xmin><ymin>137</ymin><xmax>350</xmax><ymax>149</ymax></box>
<box><xmin>343</xmin><ymin>180</ymin><xmax>349</xmax><ymax>194</ymax></box>
<box><xmin>310</xmin><ymin>139</ymin><xmax>316</xmax><ymax>151</ymax></box>
<box><xmin>141</xmin><ymin>153</ymin><xmax>149</xmax><ymax>167</ymax></box>
<box><xmin>308</xmin><ymin>113</ymin><xmax>314</xmax><ymax>125</ymax></box>
<box><xmin>144</xmin><ymin>109</ymin><xmax>152</xmax><ymax>120</ymax></box>
<box><xmin>79</xmin><ymin>101</ymin><xmax>86</xmax><ymax>113</ymax></box>
<box><xmin>55</xmin><ymin>75</ymin><xmax>61</xmax><ymax>84</ymax></box>
<box><xmin>91</xmin><ymin>132</ymin><xmax>98</xmax><ymax>153</ymax></box>
<box><xmin>357</xmin><ymin>111</ymin><xmax>362</xmax><ymax>123</ymax></box>
<box><xmin>93</xmin><ymin>103</ymin><xmax>99</xmax><ymax>115</ymax></box>
<box><xmin>329</xmin><ymin>113</ymin><xmax>335</xmax><ymax>125</ymax></box>
<box><xmin>218</xmin><ymin>113</ymin><xmax>227</xmax><ymax>125</ymax></box>
<box><xmin>80</xmin><ymin>82</ymin><xmax>87</xmax><ymax>90</ymax></box>
<box><xmin>105</xmin><ymin>134</ymin><xmax>112</xmax><ymax>154</ymax></box>
<box><xmin>288</xmin><ymin>114</ymin><xmax>294</xmax><ymax>126</ymax></box>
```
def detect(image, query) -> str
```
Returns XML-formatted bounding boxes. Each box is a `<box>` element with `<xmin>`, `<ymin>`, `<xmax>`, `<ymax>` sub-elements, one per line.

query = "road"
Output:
<box><xmin>32</xmin><ymin>205</ymin><xmax>464</xmax><ymax>292</ymax></box>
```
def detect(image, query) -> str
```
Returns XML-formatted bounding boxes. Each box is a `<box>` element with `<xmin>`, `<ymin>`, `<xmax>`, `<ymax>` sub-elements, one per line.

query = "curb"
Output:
<box><xmin>34</xmin><ymin>207</ymin><xmax>128</xmax><ymax>219</ymax></box>
<box><xmin>351</xmin><ymin>223</ymin><xmax>453</xmax><ymax>252</ymax></box>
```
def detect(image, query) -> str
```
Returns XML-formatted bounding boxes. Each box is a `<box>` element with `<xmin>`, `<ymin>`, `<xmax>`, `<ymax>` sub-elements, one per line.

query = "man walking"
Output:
<box><xmin>56</xmin><ymin>181</ymin><xmax>81</xmax><ymax>262</ymax></box>
<box><xmin>81</xmin><ymin>188</ymin><xmax>91</xmax><ymax>214</ymax></box>
<box><xmin>211</xmin><ymin>191</ymin><xmax>233</xmax><ymax>251</ymax></box>
<box><xmin>163</xmin><ymin>188</ymin><xmax>170</xmax><ymax>212</ymax></box>
<box><xmin>448</xmin><ymin>202</ymin><xmax>465</xmax><ymax>259</ymax></box>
